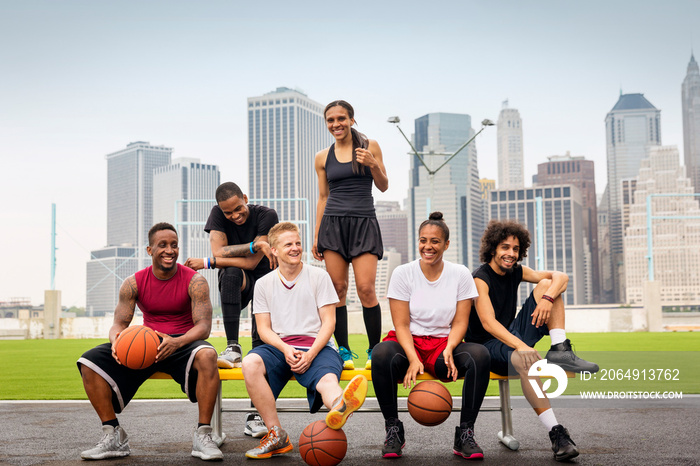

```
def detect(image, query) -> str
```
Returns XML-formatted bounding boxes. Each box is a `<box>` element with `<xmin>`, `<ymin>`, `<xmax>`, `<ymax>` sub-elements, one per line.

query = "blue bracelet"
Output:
<box><xmin>249</xmin><ymin>241</ymin><xmax>255</xmax><ymax>254</ymax></box>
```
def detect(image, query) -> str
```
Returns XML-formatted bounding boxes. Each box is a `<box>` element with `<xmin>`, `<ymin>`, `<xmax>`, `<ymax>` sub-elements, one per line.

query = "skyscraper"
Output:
<box><xmin>375</xmin><ymin>201</ymin><xmax>409</xmax><ymax>264</ymax></box>
<box><xmin>488</xmin><ymin>185</ymin><xmax>586</xmax><ymax>306</ymax></box>
<box><xmin>153</xmin><ymin>157</ymin><xmax>221</xmax><ymax>306</ymax></box>
<box><xmin>86</xmin><ymin>141</ymin><xmax>172</xmax><ymax>315</ymax></box>
<box><xmin>536</xmin><ymin>154</ymin><xmax>599</xmax><ymax>303</ymax></box>
<box><xmin>682</xmin><ymin>53</ymin><xmax>700</xmax><ymax>193</ymax></box>
<box><xmin>624</xmin><ymin>145</ymin><xmax>700</xmax><ymax>304</ymax></box>
<box><xmin>497</xmin><ymin>100</ymin><xmax>524</xmax><ymax>189</ymax></box>
<box><xmin>407</xmin><ymin>113</ymin><xmax>483</xmax><ymax>269</ymax></box>
<box><xmin>604</xmin><ymin>93</ymin><xmax>661</xmax><ymax>303</ymax></box>
<box><xmin>247</xmin><ymin>87</ymin><xmax>332</xmax><ymax>252</ymax></box>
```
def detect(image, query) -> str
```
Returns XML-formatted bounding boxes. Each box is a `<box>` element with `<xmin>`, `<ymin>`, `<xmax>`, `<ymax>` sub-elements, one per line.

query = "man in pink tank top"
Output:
<box><xmin>77</xmin><ymin>223</ymin><xmax>223</xmax><ymax>461</ymax></box>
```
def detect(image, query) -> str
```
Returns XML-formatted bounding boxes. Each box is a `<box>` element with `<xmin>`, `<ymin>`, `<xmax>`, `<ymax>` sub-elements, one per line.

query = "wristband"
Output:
<box><xmin>542</xmin><ymin>294</ymin><xmax>555</xmax><ymax>303</ymax></box>
<box><xmin>205</xmin><ymin>257</ymin><xmax>210</xmax><ymax>269</ymax></box>
<box><xmin>211</xmin><ymin>257</ymin><xmax>216</xmax><ymax>269</ymax></box>
<box><xmin>249</xmin><ymin>241</ymin><xmax>255</xmax><ymax>254</ymax></box>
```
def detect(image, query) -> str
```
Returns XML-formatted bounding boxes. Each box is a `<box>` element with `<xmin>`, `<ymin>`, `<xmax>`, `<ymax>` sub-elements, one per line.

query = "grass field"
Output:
<box><xmin>0</xmin><ymin>333</ymin><xmax>697</xmax><ymax>400</ymax></box>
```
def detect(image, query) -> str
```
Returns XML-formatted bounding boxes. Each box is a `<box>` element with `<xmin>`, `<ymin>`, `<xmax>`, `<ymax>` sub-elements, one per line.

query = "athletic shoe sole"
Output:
<box><xmin>244</xmin><ymin>427</ymin><xmax>268</xmax><ymax>438</ymax></box>
<box><xmin>245</xmin><ymin>443</ymin><xmax>293</xmax><ymax>459</ymax></box>
<box><xmin>554</xmin><ymin>449</ymin><xmax>579</xmax><ymax>462</ymax></box>
<box><xmin>191</xmin><ymin>450</ymin><xmax>223</xmax><ymax>461</ymax></box>
<box><xmin>453</xmin><ymin>449</ymin><xmax>484</xmax><ymax>460</ymax></box>
<box><xmin>326</xmin><ymin>375</ymin><xmax>367</xmax><ymax>430</ymax></box>
<box><xmin>81</xmin><ymin>450</ymin><xmax>130</xmax><ymax>460</ymax></box>
<box><xmin>217</xmin><ymin>357</ymin><xmax>241</xmax><ymax>369</ymax></box>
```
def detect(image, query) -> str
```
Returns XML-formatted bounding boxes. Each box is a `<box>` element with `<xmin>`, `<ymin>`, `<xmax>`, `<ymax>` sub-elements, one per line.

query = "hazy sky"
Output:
<box><xmin>1</xmin><ymin>0</ymin><xmax>698</xmax><ymax>308</ymax></box>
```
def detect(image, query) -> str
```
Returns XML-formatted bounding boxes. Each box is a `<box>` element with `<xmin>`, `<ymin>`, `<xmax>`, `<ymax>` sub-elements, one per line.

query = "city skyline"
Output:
<box><xmin>1</xmin><ymin>1</ymin><xmax>699</xmax><ymax>307</ymax></box>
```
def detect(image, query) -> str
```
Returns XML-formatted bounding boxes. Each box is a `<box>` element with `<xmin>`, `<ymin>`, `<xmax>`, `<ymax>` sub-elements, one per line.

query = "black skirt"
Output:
<box><xmin>317</xmin><ymin>216</ymin><xmax>384</xmax><ymax>262</ymax></box>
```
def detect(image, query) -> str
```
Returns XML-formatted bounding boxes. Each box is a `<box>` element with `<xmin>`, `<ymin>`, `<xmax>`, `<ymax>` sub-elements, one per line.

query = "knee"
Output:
<box><xmin>534</xmin><ymin>279</ymin><xmax>552</xmax><ymax>295</ymax></box>
<box><xmin>355</xmin><ymin>283</ymin><xmax>376</xmax><ymax>302</ymax></box>
<box><xmin>242</xmin><ymin>354</ymin><xmax>263</xmax><ymax>378</ymax></box>
<box><xmin>317</xmin><ymin>373</ymin><xmax>339</xmax><ymax>388</ymax></box>
<box><xmin>369</xmin><ymin>342</ymin><xmax>392</xmax><ymax>367</ymax></box>
<box><xmin>470</xmin><ymin>345</ymin><xmax>491</xmax><ymax>370</ymax></box>
<box><xmin>194</xmin><ymin>349</ymin><xmax>218</xmax><ymax>375</ymax></box>
<box><xmin>331</xmin><ymin>280</ymin><xmax>348</xmax><ymax>299</ymax></box>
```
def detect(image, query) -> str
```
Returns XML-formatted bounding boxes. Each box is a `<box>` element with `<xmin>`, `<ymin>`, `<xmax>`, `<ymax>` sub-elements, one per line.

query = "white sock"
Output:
<box><xmin>538</xmin><ymin>408</ymin><xmax>558</xmax><ymax>431</ymax></box>
<box><xmin>549</xmin><ymin>329</ymin><xmax>567</xmax><ymax>346</ymax></box>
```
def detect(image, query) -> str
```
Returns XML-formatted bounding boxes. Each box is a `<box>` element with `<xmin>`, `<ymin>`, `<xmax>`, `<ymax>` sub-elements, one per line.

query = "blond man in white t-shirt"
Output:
<box><xmin>241</xmin><ymin>222</ymin><xmax>368</xmax><ymax>460</ymax></box>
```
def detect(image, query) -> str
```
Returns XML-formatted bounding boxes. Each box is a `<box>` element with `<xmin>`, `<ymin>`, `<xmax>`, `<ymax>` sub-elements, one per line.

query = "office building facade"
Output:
<box><xmin>624</xmin><ymin>145</ymin><xmax>700</xmax><ymax>304</ymax></box>
<box><xmin>488</xmin><ymin>185</ymin><xmax>586</xmax><ymax>306</ymax></box>
<box><xmin>375</xmin><ymin>201</ymin><xmax>409</xmax><ymax>265</ymax></box>
<box><xmin>604</xmin><ymin>93</ymin><xmax>661</xmax><ymax>302</ymax></box>
<box><xmin>408</xmin><ymin>113</ymin><xmax>483</xmax><ymax>269</ymax></box>
<box><xmin>85</xmin><ymin>246</ymin><xmax>139</xmax><ymax>316</ymax></box>
<box><xmin>153</xmin><ymin>158</ymin><xmax>221</xmax><ymax>307</ymax></box>
<box><xmin>247</xmin><ymin>87</ymin><xmax>332</xmax><ymax>253</ymax></box>
<box><xmin>682</xmin><ymin>53</ymin><xmax>700</xmax><ymax>193</ymax></box>
<box><xmin>497</xmin><ymin>101</ymin><xmax>524</xmax><ymax>189</ymax></box>
<box><xmin>536</xmin><ymin>154</ymin><xmax>599</xmax><ymax>303</ymax></box>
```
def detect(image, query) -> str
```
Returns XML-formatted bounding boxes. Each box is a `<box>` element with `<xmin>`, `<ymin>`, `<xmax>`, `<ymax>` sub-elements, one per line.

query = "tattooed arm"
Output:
<box><xmin>108</xmin><ymin>275</ymin><xmax>137</xmax><ymax>344</ymax></box>
<box><xmin>185</xmin><ymin>230</ymin><xmax>276</xmax><ymax>270</ymax></box>
<box><xmin>153</xmin><ymin>274</ymin><xmax>213</xmax><ymax>361</ymax></box>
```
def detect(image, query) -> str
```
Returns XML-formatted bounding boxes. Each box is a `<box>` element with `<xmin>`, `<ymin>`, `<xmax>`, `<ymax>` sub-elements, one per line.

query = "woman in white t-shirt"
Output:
<box><xmin>371</xmin><ymin>212</ymin><xmax>491</xmax><ymax>460</ymax></box>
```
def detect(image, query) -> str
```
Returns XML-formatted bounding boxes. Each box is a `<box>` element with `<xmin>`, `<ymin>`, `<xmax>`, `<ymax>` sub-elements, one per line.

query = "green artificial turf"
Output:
<box><xmin>0</xmin><ymin>333</ymin><xmax>697</xmax><ymax>400</ymax></box>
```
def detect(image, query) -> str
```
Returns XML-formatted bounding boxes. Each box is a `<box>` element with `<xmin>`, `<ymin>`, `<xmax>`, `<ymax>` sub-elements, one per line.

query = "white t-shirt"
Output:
<box><xmin>387</xmin><ymin>259</ymin><xmax>478</xmax><ymax>337</ymax></box>
<box><xmin>253</xmin><ymin>264</ymin><xmax>339</xmax><ymax>339</ymax></box>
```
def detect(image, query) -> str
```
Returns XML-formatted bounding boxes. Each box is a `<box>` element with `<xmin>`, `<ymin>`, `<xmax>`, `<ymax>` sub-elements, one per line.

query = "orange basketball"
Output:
<box><xmin>114</xmin><ymin>325</ymin><xmax>159</xmax><ymax>370</ymax></box>
<box><xmin>298</xmin><ymin>420</ymin><xmax>347</xmax><ymax>466</ymax></box>
<box><xmin>407</xmin><ymin>380</ymin><xmax>453</xmax><ymax>426</ymax></box>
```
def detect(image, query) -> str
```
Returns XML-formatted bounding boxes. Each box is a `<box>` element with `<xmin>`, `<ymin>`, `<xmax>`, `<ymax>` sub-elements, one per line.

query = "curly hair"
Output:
<box><xmin>479</xmin><ymin>219</ymin><xmax>531</xmax><ymax>263</ymax></box>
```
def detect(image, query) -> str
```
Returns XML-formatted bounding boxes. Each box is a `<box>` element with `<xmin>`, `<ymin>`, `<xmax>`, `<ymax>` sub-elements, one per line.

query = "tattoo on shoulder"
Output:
<box><xmin>189</xmin><ymin>275</ymin><xmax>213</xmax><ymax>323</ymax></box>
<box><xmin>121</xmin><ymin>276</ymin><xmax>138</xmax><ymax>300</ymax></box>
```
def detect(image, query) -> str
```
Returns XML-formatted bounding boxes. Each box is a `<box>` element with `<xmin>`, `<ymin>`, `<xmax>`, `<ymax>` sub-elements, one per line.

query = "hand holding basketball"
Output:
<box><xmin>113</xmin><ymin>325</ymin><xmax>159</xmax><ymax>370</ymax></box>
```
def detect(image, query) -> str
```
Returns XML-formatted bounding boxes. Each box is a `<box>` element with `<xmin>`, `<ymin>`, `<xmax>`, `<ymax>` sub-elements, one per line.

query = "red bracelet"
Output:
<box><xmin>541</xmin><ymin>294</ymin><xmax>555</xmax><ymax>303</ymax></box>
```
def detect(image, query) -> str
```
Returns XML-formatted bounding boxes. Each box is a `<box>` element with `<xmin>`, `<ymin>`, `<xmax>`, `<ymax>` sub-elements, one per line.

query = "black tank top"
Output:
<box><xmin>323</xmin><ymin>143</ymin><xmax>375</xmax><ymax>217</ymax></box>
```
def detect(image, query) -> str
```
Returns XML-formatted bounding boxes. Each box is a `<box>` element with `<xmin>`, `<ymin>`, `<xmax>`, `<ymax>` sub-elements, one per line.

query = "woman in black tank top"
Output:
<box><xmin>313</xmin><ymin>100</ymin><xmax>389</xmax><ymax>371</ymax></box>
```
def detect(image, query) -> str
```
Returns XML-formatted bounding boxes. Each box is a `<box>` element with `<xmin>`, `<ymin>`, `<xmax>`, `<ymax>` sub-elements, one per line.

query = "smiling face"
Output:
<box><xmin>325</xmin><ymin>105</ymin><xmax>354</xmax><ymax>141</ymax></box>
<box><xmin>218</xmin><ymin>194</ymin><xmax>249</xmax><ymax>226</ymax></box>
<box><xmin>272</xmin><ymin>231</ymin><xmax>303</xmax><ymax>266</ymax></box>
<box><xmin>490</xmin><ymin>235</ymin><xmax>520</xmax><ymax>274</ymax></box>
<box><xmin>418</xmin><ymin>224</ymin><xmax>449</xmax><ymax>267</ymax></box>
<box><xmin>147</xmin><ymin>229</ymin><xmax>179</xmax><ymax>276</ymax></box>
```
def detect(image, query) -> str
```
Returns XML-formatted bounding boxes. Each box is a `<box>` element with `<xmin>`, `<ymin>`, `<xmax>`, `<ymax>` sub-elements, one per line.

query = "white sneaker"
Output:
<box><xmin>217</xmin><ymin>343</ymin><xmax>242</xmax><ymax>369</ymax></box>
<box><xmin>191</xmin><ymin>425</ymin><xmax>224</xmax><ymax>461</ymax></box>
<box><xmin>243</xmin><ymin>412</ymin><xmax>268</xmax><ymax>438</ymax></box>
<box><xmin>81</xmin><ymin>425</ymin><xmax>130</xmax><ymax>460</ymax></box>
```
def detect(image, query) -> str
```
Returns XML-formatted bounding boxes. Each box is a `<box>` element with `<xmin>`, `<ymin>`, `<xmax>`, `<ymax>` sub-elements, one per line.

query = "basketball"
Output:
<box><xmin>114</xmin><ymin>325</ymin><xmax>159</xmax><ymax>370</ymax></box>
<box><xmin>298</xmin><ymin>420</ymin><xmax>347</xmax><ymax>466</ymax></box>
<box><xmin>407</xmin><ymin>380</ymin><xmax>453</xmax><ymax>426</ymax></box>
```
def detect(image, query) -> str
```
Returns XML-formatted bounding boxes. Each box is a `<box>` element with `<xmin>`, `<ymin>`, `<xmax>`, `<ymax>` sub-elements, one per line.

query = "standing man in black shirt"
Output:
<box><xmin>185</xmin><ymin>181</ymin><xmax>278</xmax><ymax>438</ymax></box>
<box><xmin>467</xmin><ymin>220</ymin><xmax>598</xmax><ymax>462</ymax></box>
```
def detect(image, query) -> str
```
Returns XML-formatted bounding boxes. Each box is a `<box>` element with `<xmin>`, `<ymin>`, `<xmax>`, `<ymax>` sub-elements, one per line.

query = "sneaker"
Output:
<box><xmin>191</xmin><ymin>425</ymin><xmax>223</xmax><ymax>461</ymax></box>
<box><xmin>364</xmin><ymin>348</ymin><xmax>372</xmax><ymax>370</ymax></box>
<box><xmin>244</xmin><ymin>412</ymin><xmax>268</xmax><ymax>438</ymax></box>
<box><xmin>381</xmin><ymin>418</ymin><xmax>405</xmax><ymax>458</ymax></box>
<box><xmin>218</xmin><ymin>342</ymin><xmax>242</xmax><ymax>369</ymax></box>
<box><xmin>245</xmin><ymin>426</ymin><xmax>293</xmax><ymax>459</ymax></box>
<box><xmin>549</xmin><ymin>424</ymin><xmax>579</xmax><ymax>462</ymax></box>
<box><xmin>80</xmin><ymin>425</ymin><xmax>130</xmax><ymax>460</ymax></box>
<box><xmin>546</xmin><ymin>339</ymin><xmax>599</xmax><ymax>373</ymax></box>
<box><xmin>453</xmin><ymin>423</ymin><xmax>484</xmax><ymax>460</ymax></box>
<box><xmin>326</xmin><ymin>374</ymin><xmax>368</xmax><ymax>430</ymax></box>
<box><xmin>339</xmin><ymin>346</ymin><xmax>357</xmax><ymax>370</ymax></box>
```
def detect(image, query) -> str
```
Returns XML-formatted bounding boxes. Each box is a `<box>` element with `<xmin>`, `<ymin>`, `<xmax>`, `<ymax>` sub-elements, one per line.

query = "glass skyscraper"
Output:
<box><xmin>497</xmin><ymin>101</ymin><xmax>524</xmax><ymax>189</ymax></box>
<box><xmin>407</xmin><ymin>113</ymin><xmax>483</xmax><ymax>269</ymax></box>
<box><xmin>604</xmin><ymin>93</ymin><xmax>661</xmax><ymax>303</ymax></box>
<box><xmin>247</xmin><ymin>87</ymin><xmax>332</xmax><ymax>253</ymax></box>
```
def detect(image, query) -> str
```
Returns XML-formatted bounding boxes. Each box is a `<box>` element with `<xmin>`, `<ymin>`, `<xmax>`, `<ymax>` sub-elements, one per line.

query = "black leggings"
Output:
<box><xmin>371</xmin><ymin>340</ymin><xmax>491</xmax><ymax>425</ymax></box>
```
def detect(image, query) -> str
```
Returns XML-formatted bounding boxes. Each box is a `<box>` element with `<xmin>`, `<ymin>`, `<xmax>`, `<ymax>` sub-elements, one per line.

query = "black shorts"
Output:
<box><xmin>77</xmin><ymin>339</ymin><xmax>216</xmax><ymax>413</ymax></box>
<box><xmin>317</xmin><ymin>216</ymin><xmax>383</xmax><ymax>262</ymax></box>
<box><xmin>483</xmin><ymin>292</ymin><xmax>550</xmax><ymax>376</ymax></box>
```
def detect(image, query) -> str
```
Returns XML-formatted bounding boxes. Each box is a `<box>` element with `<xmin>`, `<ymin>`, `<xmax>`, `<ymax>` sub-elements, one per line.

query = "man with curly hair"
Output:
<box><xmin>466</xmin><ymin>219</ymin><xmax>598</xmax><ymax>462</ymax></box>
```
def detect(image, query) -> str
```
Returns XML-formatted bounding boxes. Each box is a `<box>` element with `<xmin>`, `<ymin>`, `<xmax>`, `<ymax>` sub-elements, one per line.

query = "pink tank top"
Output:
<box><xmin>134</xmin><ymin>265</ymin><xmax>197</xmax><ymax>335</ymax></box>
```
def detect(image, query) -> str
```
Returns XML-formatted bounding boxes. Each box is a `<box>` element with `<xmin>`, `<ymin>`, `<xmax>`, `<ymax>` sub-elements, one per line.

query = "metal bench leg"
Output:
<box><xmin>211</xmin><ymin>380</ymin><xmax>226</xmax><ymax>446</ymax></box>
<box><xmin>497</xmin><ymin>379</ymin><xmax>520</xmax><ymax>450</ymax></box>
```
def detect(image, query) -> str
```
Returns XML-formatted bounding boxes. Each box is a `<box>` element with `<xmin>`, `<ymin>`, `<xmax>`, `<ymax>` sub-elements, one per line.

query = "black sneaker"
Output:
<box><xmin>381</xmin><ymin>418</ymin><xmax>405</xmax><ymax>458</ymax></box>
<box><xmin>546</xmin><ymin>339</ymin><xmax>599</xmax><ymax>373</ymax></box>
<box><xmin>549</xmin><ymin>424</ymin><xmax>579</xmax><ymax>462</ymax></box>
<box><xmin>453</xmin><ymin>423</ymin><xmax>484</xmax><ymax>460</ymax></box>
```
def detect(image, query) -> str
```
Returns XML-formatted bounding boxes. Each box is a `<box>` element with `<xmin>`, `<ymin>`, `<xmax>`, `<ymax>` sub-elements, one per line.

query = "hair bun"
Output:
<box><xmin>428</xmin><ymin>211</ymin><xmax>443</xmax><ymax>221</ymax></box>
